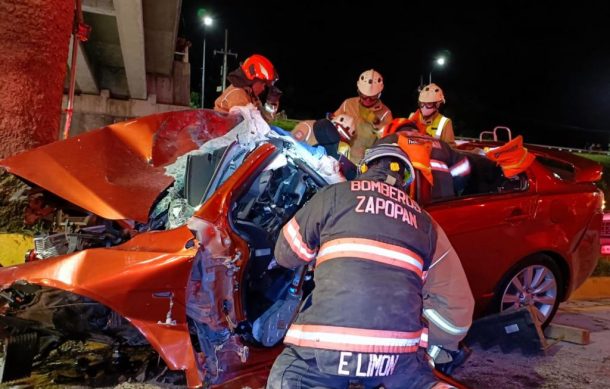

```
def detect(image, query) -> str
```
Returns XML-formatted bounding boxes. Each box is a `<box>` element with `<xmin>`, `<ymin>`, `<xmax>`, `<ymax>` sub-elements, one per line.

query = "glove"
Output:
<box><xmin>430</xmin><ymin>344</ymin><xmax>472</xmax><ymax>375</ymax></box>
<box><xmin>266</xmin><ymin>85</ymin><xmax>282</xmax><ymax>106</ymax></box>
<box><xmin>263</xmin><ymin>86</ymin><xmax>282</xmax><ymax>120</ymax></box>
<box><xmin>267</xmin><ymin>258</ymin><xmax>280</xmax><ymax>270</ymax></box>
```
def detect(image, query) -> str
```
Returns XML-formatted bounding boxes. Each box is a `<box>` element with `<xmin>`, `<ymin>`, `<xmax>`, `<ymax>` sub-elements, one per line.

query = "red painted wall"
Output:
<box><xmin>0</xmin><ymin>0</ymin><xmax>73</xmax><ymax>159</ymax></box>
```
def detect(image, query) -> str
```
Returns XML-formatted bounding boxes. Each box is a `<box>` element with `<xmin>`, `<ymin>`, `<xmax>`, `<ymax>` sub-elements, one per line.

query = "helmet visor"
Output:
<box><xmin>419</xmin><ymin>102</ymin><xmax>438</xmax><ymax>109</ymax></box>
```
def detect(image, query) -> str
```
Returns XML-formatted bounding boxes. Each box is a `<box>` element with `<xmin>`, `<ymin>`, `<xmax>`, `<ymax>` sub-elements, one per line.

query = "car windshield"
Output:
<box><xmin>143</xmin><ymin>121</ymin><xmax>344</xmax><ymax>231</ymax></box>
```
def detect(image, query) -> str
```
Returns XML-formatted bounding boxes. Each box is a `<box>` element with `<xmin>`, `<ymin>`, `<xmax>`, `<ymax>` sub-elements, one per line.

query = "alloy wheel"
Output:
<box><xmin>500</xmin><ymin>264</ymin><xmax>558</xmax><ymax>325</ymax></box>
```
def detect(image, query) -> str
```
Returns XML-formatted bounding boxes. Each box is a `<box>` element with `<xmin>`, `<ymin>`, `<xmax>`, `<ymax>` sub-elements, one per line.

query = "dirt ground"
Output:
<box><xmin>4</xmin><ymin>299</ymin><xmax>608</xmax><ymax>389</ymax></box>
<box><xmin>453</xmin><ymin>298</ymin><xmax>610</xmax><ymax>389</ymax></box>
<box><xmin>109</xmin><ymin>299</ymin><xmax>610</xmax><ymax>389</ymax></box>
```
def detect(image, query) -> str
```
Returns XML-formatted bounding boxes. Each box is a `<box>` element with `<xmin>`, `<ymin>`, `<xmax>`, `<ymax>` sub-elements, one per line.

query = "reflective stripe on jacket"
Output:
<box><xmin>285</xmin><ymin>324</ymin><xmax>424</xmax><ymax>354</ymax></box>
<box><xmin>292</xmin><ymin>120</ymin><xmax>316</xmax><ymax>145</ymax></box>
<box><xmin>214</xmin><ymin>85</ymin><xmax>273</xmax><ymax>121</ymax></box>
<box><xmin>434</xmin><ymin>116</ymin><xmax>449</xmax><ymax>138</ymax></box>
<box><xmin>214</xmin><ymin>85</ymin><xmax>257</xmax><ymax>113</ymax></box>
<box><xmin>423</xmin><ymin>219</ymin><xmax>474</xmax><ymax>351</ymax></box>
<box><xmin>317</xmin><ymin>238</ymin><xmax>425</xmax><ymax>278</ymax></box>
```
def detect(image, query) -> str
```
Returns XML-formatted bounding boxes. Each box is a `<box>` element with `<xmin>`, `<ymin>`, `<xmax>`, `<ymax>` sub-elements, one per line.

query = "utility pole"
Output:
<box><xmin>214</xmin><ymin>29</ymin><xmax>238</xmax><ymax>92</ymax></box>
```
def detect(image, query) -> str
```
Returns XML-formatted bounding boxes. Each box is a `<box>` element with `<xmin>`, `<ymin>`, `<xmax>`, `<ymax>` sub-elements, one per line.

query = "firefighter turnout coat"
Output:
<box><xmin>214</xmin><ymin>85</ymin><xmax>259</xmax><ymax>112</ymax></box>
<box><xmin>275</xmin><ymin>166</ymin><xmax>474</xmax><ymax>365</ymax></box>
<box><xmin>423</xmin><ymin>218</ymin><xmax>474</xmax><ymax>353</ymax></box>
<box><xmin>275</xmin><ymin>166</ymin><xmax>446</xmax><ymax>356</ymax></box>
<box><xmin>214</xmin><ymin>85</ymin><xmax>274</xmax><ymax>122</ymax></box>
<box><xmin>334</xmin><ymin>97</ymin><xmax>393</xmax><ymax>164</ymax></box>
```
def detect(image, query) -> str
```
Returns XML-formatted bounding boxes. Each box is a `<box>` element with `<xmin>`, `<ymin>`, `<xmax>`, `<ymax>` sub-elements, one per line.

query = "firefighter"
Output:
<box><xmin>291</xmin><ymin>114</ymin><xmax>355</xmax><ymax>160</ymax></box>
<box><xmin>334</xmin><ymin>69</ymin><xmax>393</xmax><ymax>164</ymax></box>
<box><xmin>409</xmin><ymin>83</ymin><xmax>455</xmax><ymax>146</ymax></box>
<box><xmin>267</xmin><ymin>142</ymin><xmax>461</xmax><ymax>389</ymax></box>
<box><xmin>372</xmin><ymin>122</ymin><xmax>475</xmax><ymax>373</ymax></box>
<box><xmin>383</xmin><ymin>118</ymin><xmax>471</xmax><ymax>200</ymax></box>
<box><xmin>214</xmin><ymin>54</ymin><xmax>282</xmax><ymax>122</ymax></box>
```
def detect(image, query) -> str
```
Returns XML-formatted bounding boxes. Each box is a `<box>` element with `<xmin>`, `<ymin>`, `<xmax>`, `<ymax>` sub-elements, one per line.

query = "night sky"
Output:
<box><xmin>180</xmin><ymin>1</ymin><xmax>610</xmax><ymax>148</ymax></box>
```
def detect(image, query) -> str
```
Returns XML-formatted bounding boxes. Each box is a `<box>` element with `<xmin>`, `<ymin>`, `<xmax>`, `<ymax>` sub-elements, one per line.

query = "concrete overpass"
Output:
<box><xmin>63</xmin><ymin>0</ymin><xmax>190</xmax><ymax>135</ymax></box>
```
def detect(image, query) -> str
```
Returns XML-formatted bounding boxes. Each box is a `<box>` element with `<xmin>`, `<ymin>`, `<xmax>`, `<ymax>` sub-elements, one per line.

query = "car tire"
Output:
<box><xmin>494</xmin><ymin>254</ymin><xmax>563</xmax><ymax>328</ymax></box>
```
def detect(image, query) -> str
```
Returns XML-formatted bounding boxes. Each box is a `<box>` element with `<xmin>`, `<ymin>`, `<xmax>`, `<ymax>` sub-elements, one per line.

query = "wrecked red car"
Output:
<box><xmin>0</xmin><ymin>110</ymin><xmax>602</xmax><ymax>387</ymax></box>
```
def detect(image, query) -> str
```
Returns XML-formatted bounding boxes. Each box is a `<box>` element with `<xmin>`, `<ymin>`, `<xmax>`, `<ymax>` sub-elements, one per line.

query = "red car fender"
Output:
<box><xmin>0</xmin><ymin>110</ymin><xmax>241</xmax><ymax>223</ymax></box>
<box><xmin>0</xmin><ymin>226</ymin><xmax>204</xmax><ymax>387</ymax></box>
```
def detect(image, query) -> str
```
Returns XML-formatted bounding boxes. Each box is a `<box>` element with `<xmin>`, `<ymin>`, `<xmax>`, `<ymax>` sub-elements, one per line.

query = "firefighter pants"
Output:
<box><xmin>266</xmin><ymin>345</ymin><xmax>440</xmax><ymax>389</ymax></box>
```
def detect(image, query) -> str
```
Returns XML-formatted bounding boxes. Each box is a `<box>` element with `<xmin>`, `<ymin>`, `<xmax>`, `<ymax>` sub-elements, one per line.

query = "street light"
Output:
<box><xmin>429</xmin><ymin>55</ymin><xmax>446</xmax><ymax>84</ymax></box>
<box><xmin>200</xmin><ymin>12</ymin><xmax>214</xmax><ymax>108</ymax></box>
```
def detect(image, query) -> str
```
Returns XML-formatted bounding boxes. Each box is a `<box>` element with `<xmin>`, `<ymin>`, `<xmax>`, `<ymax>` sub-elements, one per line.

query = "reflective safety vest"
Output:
<box><xmin>429</xmin><ymin>115</ymin><xmax>449</xmax><ymax>139</ymax></box>
<box><xmin>275</xmin><ymin>168</ymin><xmax>436</xmax><ymax>354</ymax></box>
<box><xmin>409</xmin><ymin>111</ymin><xmax>450</xmax><ymax>140</ymax></box>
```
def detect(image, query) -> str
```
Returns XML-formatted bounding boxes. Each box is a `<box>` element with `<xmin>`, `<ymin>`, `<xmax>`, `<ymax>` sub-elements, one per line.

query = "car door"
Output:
<box><xmin>424</xmin><ymin>174</ymin><xmax>538</xmax><ymax>314</ymax></box>
<box><xmin>187</xmin><ymin>141</ymin><xmax>330</xmax><ymax>387</ymax></box>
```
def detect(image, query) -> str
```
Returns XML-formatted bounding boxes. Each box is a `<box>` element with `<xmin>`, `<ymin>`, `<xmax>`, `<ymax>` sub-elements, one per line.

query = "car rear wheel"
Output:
<box><xmin>496</xmin><ymin>254</ymin><xmax>563</xmax><ymax>327</ymax></box>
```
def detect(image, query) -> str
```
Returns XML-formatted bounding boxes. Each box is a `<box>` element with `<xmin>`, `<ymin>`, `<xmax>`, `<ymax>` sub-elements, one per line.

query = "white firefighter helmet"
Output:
<box><xmin>331</xmin><ymin>114</ymin><xmax>355</xmax><ymax>142</ymax></box>
<box><xmin>357</xmin><ymin>69</ymin><xmax>384</xmax><ymax>97</ymax></box>
<box><xmin>419</xmin><ymin>83</ymin><xmax>445</xmax><ymax>104</ymax></box>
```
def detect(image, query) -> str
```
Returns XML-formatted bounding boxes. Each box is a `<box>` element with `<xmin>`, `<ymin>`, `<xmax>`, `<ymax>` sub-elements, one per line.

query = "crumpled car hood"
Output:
<box><xmin>0</xmin><ymin>110</ymin><xmax>241</xmax><ymax>222</ymax></box>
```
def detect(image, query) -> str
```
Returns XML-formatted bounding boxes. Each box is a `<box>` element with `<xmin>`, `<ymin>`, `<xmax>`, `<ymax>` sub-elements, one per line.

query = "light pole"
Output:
<box><xmin>429</xmin><ymin>55</ymin><xmax>446</xmax><ymax>84</ymax></box>
<box><xmin>201</xmin><ymin>14</ymin><xmax>213</xmax><ymax>108</ymax></box>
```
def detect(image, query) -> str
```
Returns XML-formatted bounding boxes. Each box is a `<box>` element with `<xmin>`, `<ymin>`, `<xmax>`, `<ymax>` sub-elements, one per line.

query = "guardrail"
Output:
<box><xmin>455</xmin><ymin>136</ymin><xmax>610</xmax><ymax>156</ymax></box>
